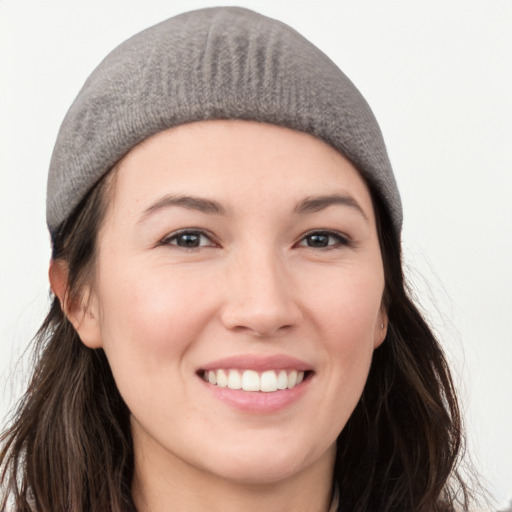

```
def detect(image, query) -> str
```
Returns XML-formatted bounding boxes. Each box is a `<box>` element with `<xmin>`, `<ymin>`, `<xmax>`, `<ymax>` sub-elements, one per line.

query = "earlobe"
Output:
<box><xmin>49</xmin><ymin>259</ymin><xmax>103</xmax><ymax>349</ymax></box>
<box><xmin>374</xmin><ymin>308</ymin><xmax>388</xmax><ymax>349</ymax></box>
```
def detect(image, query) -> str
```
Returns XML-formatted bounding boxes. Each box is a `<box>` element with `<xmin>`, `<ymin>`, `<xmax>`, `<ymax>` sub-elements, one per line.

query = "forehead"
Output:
<box><xmin>108</xmin><ymin>120</ymin><xmax>375</xmax><ymax>220</ymax></box>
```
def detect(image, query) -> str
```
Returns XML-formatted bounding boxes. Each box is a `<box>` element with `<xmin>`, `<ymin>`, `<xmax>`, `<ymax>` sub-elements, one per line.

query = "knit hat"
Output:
<box><xmin>46</xmin><ymin>6</ymin><xmax>402</xmax><ymax>237</ymax></box>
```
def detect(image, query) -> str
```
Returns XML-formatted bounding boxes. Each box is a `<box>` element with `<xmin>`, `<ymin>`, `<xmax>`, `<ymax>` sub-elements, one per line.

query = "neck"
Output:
<box><xmin>131</xmin><ymin>438</ymin><xmax>336</xmax><ymax>512</ymax></box>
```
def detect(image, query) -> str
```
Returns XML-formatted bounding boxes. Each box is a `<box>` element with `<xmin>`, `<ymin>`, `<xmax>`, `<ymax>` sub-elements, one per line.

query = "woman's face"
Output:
<box><xmin>78</xmin><ymin>120</ymin><xmax>387</xmax><ymax>486</ymax></box>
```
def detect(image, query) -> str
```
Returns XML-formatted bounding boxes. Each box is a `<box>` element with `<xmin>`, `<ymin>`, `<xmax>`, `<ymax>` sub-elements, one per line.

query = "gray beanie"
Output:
<box><xmin>47</xmin><ymin>6</ymin><xmax>402</xmax><ymax>236</ymax></box>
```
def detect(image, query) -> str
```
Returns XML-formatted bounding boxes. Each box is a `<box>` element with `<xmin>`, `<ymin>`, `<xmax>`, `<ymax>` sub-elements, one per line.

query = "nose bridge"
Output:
<box><xmin>221</xmin><ymin>242</ymin><xmax>302</xmax><ymax>336</ymax></box>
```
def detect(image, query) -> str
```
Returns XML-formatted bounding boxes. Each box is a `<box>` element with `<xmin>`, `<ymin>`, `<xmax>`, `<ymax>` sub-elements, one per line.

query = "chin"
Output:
<box><xmin>198</xmin><ymin>438</ymin><xmax>334</xmax><ymax>486</ymax></box>
<box><xmin>205</xmin><ymin>456</ymin><xmax>306</xmax><ymax>486</ymax></box>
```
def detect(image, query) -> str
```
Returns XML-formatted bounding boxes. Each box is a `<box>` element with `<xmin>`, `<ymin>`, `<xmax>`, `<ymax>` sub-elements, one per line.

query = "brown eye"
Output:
<box><xmin>175</xmin><ymin>233</ymin><xmax>203</xmax><ymax>247</ymax></box>
<box><xmin>162</xmin><ymin>230</ymin><xmax>215</xmax><ymax>248</ymax></box>
<box><xmin>298</xmin><ymin>231</ymin><xmax>349</xmax><ymax>249</ymax></box>
<box><xmin>306</xmin><ymin>233</ymin><xmax>330</xmax><ymax>247</ymax></box>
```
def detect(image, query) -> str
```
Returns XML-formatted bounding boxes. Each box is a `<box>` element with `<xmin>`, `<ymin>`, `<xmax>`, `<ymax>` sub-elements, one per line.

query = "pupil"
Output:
<box><xmin>308</xmin><ymin>234</ymin><xmax>328</xmax><ymax>247</ymax></box>
<box><xmin>178</xmin><ymin>234</ymin><xmax>200</xmax><ymax>247</ymax></box>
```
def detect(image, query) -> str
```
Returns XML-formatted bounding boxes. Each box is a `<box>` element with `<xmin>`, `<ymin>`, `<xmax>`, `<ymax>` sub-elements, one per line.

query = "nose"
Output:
<box><xmin>220</xmin><ymin>249</ymin><xmax>303</xmax><ymax>337</ymax></box>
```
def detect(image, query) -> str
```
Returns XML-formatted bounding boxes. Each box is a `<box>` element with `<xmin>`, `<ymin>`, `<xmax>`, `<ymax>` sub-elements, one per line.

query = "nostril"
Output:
<box><xmin>221</xmin><ymin>301</ymin><xmax>303</xmax><ymax>337</ymax></box>
<box><xmin>230</xmin><ymin>322</ymin><xmax>295</xmax><ymax>338</ymax></box>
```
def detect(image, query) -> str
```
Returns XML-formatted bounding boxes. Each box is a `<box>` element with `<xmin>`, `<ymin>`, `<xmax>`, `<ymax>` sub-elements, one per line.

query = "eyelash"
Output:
<box><xmin>297</xmin><ymin>230</ymin><xmax>351</xmax><ymax>249</ymax></box>
<box><xmin>159</xmin><ymin>229</ymin><xmax>351</xmax><ymax>250</ymax></box>
<box><xmin>159</xmin><ymin>229</ymin><xmax>217</xmax><ymax>249</ymax></box>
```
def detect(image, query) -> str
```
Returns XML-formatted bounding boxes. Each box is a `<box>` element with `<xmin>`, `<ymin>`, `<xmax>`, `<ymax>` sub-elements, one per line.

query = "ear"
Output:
<box><xmin>373</xmin><ymin>305</ymin><xmax>388</xmax><ymax>349</ymax></box>
<box><xmin>49</xmin><ymin>259</ymin><xmax>103</xmax><ymax>349</ymax></box>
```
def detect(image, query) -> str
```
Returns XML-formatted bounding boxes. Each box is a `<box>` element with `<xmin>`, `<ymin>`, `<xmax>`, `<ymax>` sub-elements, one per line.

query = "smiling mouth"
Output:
<box><xmin>199</xmin><ymin>369</ymin><xmax>309</xmax><ymax>392</ymax></box>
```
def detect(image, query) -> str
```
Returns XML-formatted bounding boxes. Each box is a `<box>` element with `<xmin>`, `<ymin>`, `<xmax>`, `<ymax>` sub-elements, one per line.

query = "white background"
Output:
<box><xmin>1</xmin><ymin>0</ymin><xmax>511</xmax><ymax>508</ymax></box>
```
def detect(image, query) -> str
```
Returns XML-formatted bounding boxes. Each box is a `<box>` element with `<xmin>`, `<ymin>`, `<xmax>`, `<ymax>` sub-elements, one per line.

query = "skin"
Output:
<box><xmin>51</xmin><ymin>120</ymin><xmax>387</xmax><ymax>512</ymax></box>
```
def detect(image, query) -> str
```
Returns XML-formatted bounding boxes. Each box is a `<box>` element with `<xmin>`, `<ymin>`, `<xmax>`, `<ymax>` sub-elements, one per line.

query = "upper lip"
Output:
<box><xmin>199</xmin><ymin>354</ymin><xmax>312</xmax><ymax>372</ymax></box>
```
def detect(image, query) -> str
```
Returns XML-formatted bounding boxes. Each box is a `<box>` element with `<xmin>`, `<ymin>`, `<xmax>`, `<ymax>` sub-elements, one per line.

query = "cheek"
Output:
<box><xmin>95</xmin><ymin>264</ymin><xmax>217</xmax><ymax>378</ymax></box>
<box><xmin>308</xmin><ymin>269</ymin><xmax>383</xmax><ymax>415</ymax></box>
<box><xmin>312</xmin><ymin>268</ymin><xmax>384</xmax><ymax>343</ymax></box>
<box><xmin>94</xmin><ymin>266</ymin><xmax>221</xmax><ymax>436</ymax></box>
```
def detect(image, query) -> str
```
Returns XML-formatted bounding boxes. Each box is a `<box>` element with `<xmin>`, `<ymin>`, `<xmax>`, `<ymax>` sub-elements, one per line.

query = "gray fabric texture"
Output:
<box><xmin>46</xmin><ymin>6</ymin><xmax>402</xmax><ymax>236</ymax></box>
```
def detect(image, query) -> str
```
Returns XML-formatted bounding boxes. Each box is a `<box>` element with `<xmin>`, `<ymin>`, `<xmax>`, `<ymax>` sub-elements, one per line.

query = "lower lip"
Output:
<box><xmin>200</xmin><ymin>375</ymin><xmax>311</xmax><ymax>413</ymax></box>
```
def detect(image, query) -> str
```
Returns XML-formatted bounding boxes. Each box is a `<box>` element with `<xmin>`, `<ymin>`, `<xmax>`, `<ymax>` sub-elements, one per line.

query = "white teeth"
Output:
<box><xmin>203</xmin><ymin>369</ymin><xmax>307</xmax><ymax>392</ymax></box>
<box><xmin>227</xmin><ymin>369</ymin><xmax>242</xmax><ymax>390</ymax></box>
<box><xmin>260</xmin><ymin>370</ymin><xmax>278</xmax><ymax>392</ymax></box>
<box><xmin>216</xmin><ymin>369</ymin><xmax>228</xmax><ymax>388</ymax></box>
<box><xmin>242</xmin><ymin>370</ymin><xmax>260</xmax><ymax>391</ymax></box>
<box><xmin>277</xmin><ymin>370</ymin><xmax>288</xmax><ymax>390</ymax></box>
<box><xmin>287</xmin><ymin>370</ymin><xmax>297</xmax><ymax>389</ymax></box>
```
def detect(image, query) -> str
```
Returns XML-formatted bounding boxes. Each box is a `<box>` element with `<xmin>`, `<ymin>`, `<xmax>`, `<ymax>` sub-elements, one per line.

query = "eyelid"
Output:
<box><xmin>296</xmin><ymin>229</ymin><xmax>352</xmax><ymax>248</ymax></box>
<box><xmin>158</xmin><ymin>228</ymin><xmax>218</xmax><ymax>248</ymax></box>
<box><xmin>157</xmin><ymin>228</ymin><xmax>352</xmax><ymax>249</ymax></box>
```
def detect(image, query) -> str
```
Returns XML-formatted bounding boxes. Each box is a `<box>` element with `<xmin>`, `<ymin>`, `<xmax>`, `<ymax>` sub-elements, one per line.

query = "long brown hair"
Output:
<box><xmin>334</xmin><ymin>190</ymin><xmax>471</xmax><ymax>511</ymax></box>
<box><xmin>1</xmin><ymin>172</ymin><xmax>473</xmax><ymax>511</ymax></box>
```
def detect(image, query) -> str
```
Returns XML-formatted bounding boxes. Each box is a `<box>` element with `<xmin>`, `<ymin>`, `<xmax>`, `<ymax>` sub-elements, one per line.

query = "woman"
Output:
<box><xmin>1</xmin><ymin>7</ymin><xmax>472</xmax><ymax>512</ymax></box>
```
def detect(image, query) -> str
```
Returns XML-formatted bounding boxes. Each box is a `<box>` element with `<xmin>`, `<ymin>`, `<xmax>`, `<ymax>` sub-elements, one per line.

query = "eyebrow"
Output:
<box><xmin>139</xmin><ymin>194</ymin><xmax>227</xmax><ymax>222</ymax></box>
<box><xmin>139</xmin><ymin>192</ymin><xmax>368</xmax><ymax>222</ymax></box>
<box><xmin>294</xmin><ymin>194</ymin><xmax>368</xmax><ymax>221</ymax></box>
